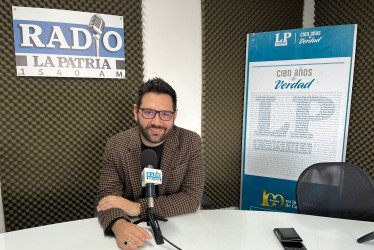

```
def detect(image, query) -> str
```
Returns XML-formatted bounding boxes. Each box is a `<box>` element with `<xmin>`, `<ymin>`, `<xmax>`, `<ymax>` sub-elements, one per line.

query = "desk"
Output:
<box><xmin>0</xmin><ymin>210</ymin><xmax>373</xmax><ymax>249</ymax></box>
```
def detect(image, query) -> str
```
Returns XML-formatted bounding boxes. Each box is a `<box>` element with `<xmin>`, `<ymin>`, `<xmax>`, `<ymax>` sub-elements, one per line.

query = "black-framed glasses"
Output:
<box><xmin>139</xmin><ymin>108</ymin><xmax>175</xmax><ymax>121</ymax></box>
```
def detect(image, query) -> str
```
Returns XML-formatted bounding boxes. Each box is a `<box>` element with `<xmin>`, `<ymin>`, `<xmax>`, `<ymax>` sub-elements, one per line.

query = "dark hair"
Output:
<box><xmin>136</xmin><ymin>77</ymin><xmax>177</xmax><ymax>110</ymax></box>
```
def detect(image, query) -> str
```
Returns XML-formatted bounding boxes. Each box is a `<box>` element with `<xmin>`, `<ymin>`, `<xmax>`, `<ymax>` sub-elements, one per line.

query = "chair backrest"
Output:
<box><xmin>0</xmin><ymin>181</ymin><xmax>5</xmax><ymax>233</ymax></box>
<box><xmin>200</xmin><ymin>193</ymin><xmax>213</xmax><ymax>210</ymax></box>
<box><xmin>296</xmin><ymin>162</ymin><xmax>374</xmax><ymax>222</ymax></box>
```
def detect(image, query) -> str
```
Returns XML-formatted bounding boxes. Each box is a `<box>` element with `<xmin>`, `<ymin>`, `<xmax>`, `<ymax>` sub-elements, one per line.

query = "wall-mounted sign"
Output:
<box><xmin>12</xmin><ymin>6</ymin><xmax>125</xmax><ymax>79</ymax></box>
<box><xmin>241</xmin><ymin>24</ymin><xmax>357</xmax><ymax>213</ymax></box>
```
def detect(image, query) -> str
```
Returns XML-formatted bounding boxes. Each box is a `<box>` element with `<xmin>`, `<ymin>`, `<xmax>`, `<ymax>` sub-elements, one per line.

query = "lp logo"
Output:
<box><xmin>261</xmin><ymin>190</ymin><xmax>284</xmax><ymax>208</ymax></box>
<box><xmin>275</xmin><ymin>32</ymin><xmax>292</xmax><ymax>46</ymax></box>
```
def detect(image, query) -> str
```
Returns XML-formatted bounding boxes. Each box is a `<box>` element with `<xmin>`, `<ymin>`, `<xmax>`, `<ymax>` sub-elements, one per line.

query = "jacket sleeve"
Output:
<box><xmin>96</xmin><ymin>137</ymin><xmax>129</xmax><ymax>235</ymax></box>
<box><xmin>138</xmin><ymin>132</ymin><xmax>205</xmax><ymax>219</ymax></box>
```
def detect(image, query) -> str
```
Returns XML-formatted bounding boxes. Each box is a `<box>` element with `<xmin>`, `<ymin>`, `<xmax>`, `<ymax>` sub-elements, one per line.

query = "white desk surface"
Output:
<box><xmin>0</xmin><ymin>210</ymin><xmax>373</xmax><ymax>250</ymax></box>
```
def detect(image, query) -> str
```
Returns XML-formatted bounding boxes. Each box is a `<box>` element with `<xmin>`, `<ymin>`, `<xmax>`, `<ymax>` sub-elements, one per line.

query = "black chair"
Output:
<box><xmin>201</xmin><ymin>193</ymin><xmax>213</xmax><ymax>210</ymax></box>
<box><xmin>296</xmin><ymin>162</ymin><xmax>374</xmax><ymax>222</ymax></box>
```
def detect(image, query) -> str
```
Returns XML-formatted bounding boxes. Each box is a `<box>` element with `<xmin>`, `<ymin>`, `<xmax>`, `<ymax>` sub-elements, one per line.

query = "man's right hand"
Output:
<box><xmin>112</xmin><ymin>219</ymin><xmax>152</xmax><ymax>249</ymax></box>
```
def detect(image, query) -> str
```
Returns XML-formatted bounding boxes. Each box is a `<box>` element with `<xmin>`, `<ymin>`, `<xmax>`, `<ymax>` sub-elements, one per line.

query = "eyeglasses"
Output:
<box><xmin>139</xmin><ymin>108</ymin><xmax>175</xmax><ymax>121</ymax></box>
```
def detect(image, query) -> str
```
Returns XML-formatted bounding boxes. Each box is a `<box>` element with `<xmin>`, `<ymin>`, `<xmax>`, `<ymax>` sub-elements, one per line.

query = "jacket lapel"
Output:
<box><xmin>126</xmin><ymin>128</ymin><xmax>143</xmax><ymax>200</ymax></box>
<box><xmin>159</xmin><ymin>126</ymin><xmax>179</xmax><ymax>195</ymax></box>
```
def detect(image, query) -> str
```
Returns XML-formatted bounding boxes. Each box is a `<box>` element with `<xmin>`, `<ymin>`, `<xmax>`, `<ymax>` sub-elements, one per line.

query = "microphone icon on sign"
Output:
<box><xmin>89</xmin><ymin>14</ymin><xmax>105</xmax><ymax>57</ymax></box>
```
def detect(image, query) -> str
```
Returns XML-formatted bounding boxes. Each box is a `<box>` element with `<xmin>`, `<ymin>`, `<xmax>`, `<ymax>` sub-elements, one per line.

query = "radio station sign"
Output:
<box><xmin>12</xmin><ymin>6</ymin><xmax>125</xmax><ymax>79</ymax></box>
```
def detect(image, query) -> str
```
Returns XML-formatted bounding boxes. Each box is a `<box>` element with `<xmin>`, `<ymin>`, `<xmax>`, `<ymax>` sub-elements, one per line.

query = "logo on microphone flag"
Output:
<box><xmin>12</xmin><ymin>6</ymin><xmax>125</xmax><ymax>79</ymax></box>
<box><xmin>141</xmin><ymin>168</ymin><xmax>162</xmax><ymax>187</ymax></box>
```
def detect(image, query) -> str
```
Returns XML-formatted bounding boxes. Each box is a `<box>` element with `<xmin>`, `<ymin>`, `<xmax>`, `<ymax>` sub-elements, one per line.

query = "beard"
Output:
<box><xmin>137</xmin><ymin>120</ymin><xmax>173</xmax><ymax>144</ymax></box>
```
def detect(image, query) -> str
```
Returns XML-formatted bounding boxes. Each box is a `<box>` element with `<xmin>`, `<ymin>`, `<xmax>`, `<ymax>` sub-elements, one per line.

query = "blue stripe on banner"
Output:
<box><xmin>247</xmin><ymin>25</ymin><xmax>356</xmax><ymax>62</ymax></box>
<box><xmin>241</xmin><ymin>175</ymin><xmax>298</xmax><ymax>213</ymax></box>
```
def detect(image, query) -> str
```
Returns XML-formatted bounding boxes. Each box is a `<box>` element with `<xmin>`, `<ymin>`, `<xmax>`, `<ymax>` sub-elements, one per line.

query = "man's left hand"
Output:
<box><xmin>97</xmin><ymin>196</ymin><xmax>141</xmax><ymax>216</ymax></box>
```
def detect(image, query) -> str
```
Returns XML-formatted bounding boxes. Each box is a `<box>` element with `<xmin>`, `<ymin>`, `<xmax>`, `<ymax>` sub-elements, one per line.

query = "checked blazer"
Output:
<box><xmin>96</xmin><ymin>125</ymin><xmax>205</xmax><ymax>234</ymax></box>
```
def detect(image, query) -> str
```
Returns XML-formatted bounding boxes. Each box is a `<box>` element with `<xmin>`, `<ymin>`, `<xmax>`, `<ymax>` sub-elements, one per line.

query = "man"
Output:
<box><xmin>96</xmin><ymin>78</ymin><xmax>205</xmax><ymax>249</ymax></box>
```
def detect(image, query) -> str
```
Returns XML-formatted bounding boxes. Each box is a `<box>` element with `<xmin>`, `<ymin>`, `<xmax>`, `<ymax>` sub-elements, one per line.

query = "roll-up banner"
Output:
<box><xmin>241</xmin><ymin>24</ymin><xmax>357</xmax><ymax>212</ymax></box>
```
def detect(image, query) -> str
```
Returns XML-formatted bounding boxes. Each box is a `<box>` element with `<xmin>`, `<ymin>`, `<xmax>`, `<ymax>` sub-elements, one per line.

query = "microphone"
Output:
<box><xmin>88</xmin><ymin>14</ymin><xmax>105</xmax><ymax>57</ymax></box>
<box><xmin>140</xmin><ymin>149</ymin><xmax>164</xmax><ymax>245</ymax></box>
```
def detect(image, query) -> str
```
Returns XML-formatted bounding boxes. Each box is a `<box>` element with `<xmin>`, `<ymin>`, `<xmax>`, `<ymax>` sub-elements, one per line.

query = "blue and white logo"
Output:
<box><xmin>275</xmin><ymin>32</ymin><xmax>292</xmax><ymax>46</ymax></box>
<box><xmin>12</xmin><ymin>6</ymin><xmax>125</xmax><ymax>79</ymax></box>
<box><xmin>146</xmin><ymin>172</ymin><xmax>162</xmax><ymax>180</ymax></box>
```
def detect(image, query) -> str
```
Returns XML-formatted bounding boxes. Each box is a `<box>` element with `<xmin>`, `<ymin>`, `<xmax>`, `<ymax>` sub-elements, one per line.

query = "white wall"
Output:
<box><xmin>141</xmin><ymin>0</ymin><xmax>313</xmax><ymax>135</ymax></box>
<box><xmin>303</xmin><ymin>0</ymin><xmax>315</xmax><ymax>28</ymax></box>
<box><xmin>142</xmin><ymin>0</ymin><xmax>202</xmax><ymax>135</ymax></box>
<box><xmin>0</xmin><ymin>182</ymin><xmax>5</xmax><ymax>233</ymax></box>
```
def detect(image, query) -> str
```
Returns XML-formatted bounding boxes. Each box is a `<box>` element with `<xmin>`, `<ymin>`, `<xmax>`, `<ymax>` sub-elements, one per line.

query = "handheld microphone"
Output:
<box><xmin>88</xmin><ymin>14</ymin><xmax>105</xmax><ymax>57</ymax></box>
<box><xmin>140</xmin><ymin>149</ymin><xmax>164</xmax><ymax>245</ymax></box>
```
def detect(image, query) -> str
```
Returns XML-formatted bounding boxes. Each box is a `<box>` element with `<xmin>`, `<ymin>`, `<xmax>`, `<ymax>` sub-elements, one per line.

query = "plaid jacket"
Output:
<box><xmin>96</xmin><ymin>125</ymin><xmax>205</xmax><ymax>234</ymax></box>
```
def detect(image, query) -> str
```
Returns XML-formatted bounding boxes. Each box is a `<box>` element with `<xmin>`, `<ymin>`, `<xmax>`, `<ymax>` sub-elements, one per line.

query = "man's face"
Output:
<box><xmin>134</xmin><ymin>92</ymin><xmax>177</xmax><ymax>147</ymax></box>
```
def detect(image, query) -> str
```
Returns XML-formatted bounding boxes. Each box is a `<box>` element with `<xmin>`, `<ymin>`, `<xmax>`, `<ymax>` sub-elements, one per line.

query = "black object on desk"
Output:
<box><xmin>274</xmin><ymin>228</ymin><xmax>307</xmax><ymax>250</ymax></box>
<box><xmin>357</xmin><ymin>231</ymin><xmax>374</xmax><ymax>243</ymax></box>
